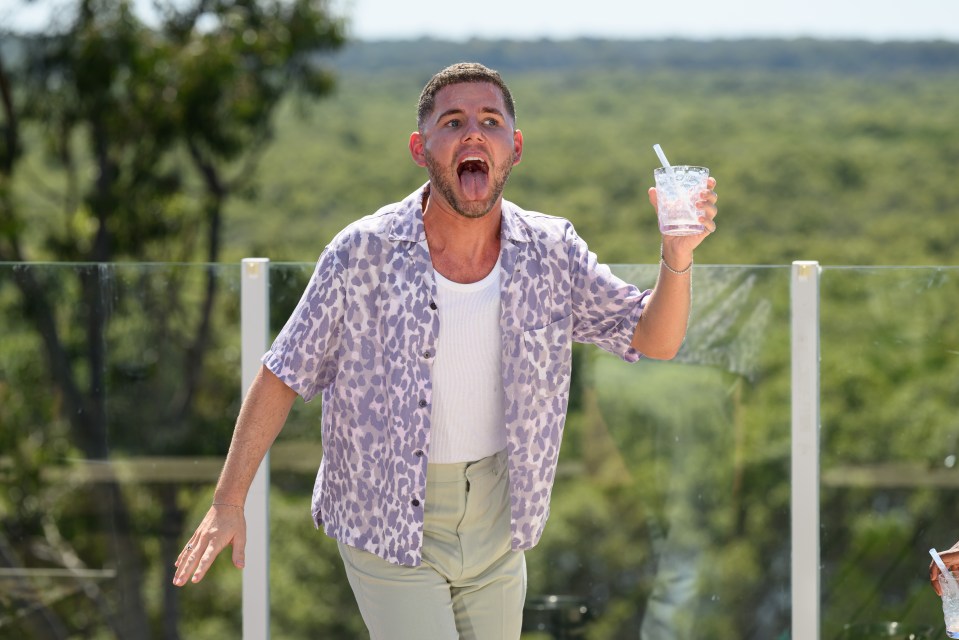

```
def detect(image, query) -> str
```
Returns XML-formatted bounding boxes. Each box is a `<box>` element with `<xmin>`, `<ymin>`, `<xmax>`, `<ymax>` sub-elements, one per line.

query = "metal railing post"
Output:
<box><xmin>241</xmin><ymin>258</ymin><xmax>270</xmax><ymax>639</ymax></box>
<box><xmin>791</xmin><ymin>260</ymin><xmax>821</xmax><ymax>640</ymax></box>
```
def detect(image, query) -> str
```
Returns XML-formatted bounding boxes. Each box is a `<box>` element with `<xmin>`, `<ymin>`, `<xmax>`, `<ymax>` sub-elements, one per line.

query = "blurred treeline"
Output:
<box><xmin>2</xmin><ymin>7</ymin><xmax>959</xmax><ymax>638</ymax></box>
<box><xmin>6</xmin><ymin>36</ymin><xmax>959</xmax><ymax>265</ymax></box>
<box><xmin>221</xmin><ymin>38</ymin><xmax>959</xmax><ymax>266</ymax></box>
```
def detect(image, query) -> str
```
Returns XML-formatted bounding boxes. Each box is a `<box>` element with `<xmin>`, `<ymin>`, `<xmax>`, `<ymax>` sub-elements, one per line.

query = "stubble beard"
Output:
<box><xmin>424</xmin><ymin>149</ymin><xmax>513</xmax><ymax>219</ymax></box>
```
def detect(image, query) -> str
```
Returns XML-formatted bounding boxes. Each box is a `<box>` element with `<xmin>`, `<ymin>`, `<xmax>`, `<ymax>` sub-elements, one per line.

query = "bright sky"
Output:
<box><xmin>333</xmin><ymin>0</ymin><xmax>959</xmax><ymax>42</ymax></box>
<box><xmin>3</xmin><ymin>0</ymin><xmax>958</xmax><ymax>41</ymax></box>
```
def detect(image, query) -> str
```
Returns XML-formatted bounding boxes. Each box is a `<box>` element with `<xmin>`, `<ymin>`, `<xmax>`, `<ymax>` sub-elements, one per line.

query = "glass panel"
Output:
<box><xmin>820</xmin><ymin>266</ymin><xmax>959</xmax><ymax>639</ymax></box>
<box><xmin>265</xmin><ymin>263</ymin><xmax>794</xmax><ymax>638</ymax></box>
<box><xmin>16</xmin><ymin>262</ymin><xmax>949</xmax><ymax>638</ymax></box>
<box><xmin>530</xmin><ymin>264</ymin><xmax>792</xmax><ymax>639</ymax></box>
<box><xmin>0</xmin><ymin>263</ymin><xmax>243</xmax><ymax>637</ymax></box>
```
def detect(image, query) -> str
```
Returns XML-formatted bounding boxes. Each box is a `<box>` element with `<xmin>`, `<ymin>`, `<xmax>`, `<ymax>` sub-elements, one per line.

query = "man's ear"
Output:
<box><xmin>409</xmin><ymin>131</ymin><xmax>427</xmax><ymax>167</ymax></box>
<box><xmin>512</xmin><ymin>129</ymin><xmax>524</xmax><ymax>166</ymax></box>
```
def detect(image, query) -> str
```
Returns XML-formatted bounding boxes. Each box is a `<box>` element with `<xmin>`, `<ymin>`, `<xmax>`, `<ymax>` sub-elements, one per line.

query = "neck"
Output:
<box><xmin>422</xmin><ymin>190</ymin><xmax>502</xmax><ymax>284</ymax></box>
<box><xmin>422</xmin><ymin>191</ymin><xmax>501</xmax><ymax>259</ymax></box>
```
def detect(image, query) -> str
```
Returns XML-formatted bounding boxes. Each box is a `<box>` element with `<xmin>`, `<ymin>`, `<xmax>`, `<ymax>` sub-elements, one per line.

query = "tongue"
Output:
<box><xmin>459</xmin><ymin>168</ymin><xmax>489</xmax><ymax>200</ymax></box>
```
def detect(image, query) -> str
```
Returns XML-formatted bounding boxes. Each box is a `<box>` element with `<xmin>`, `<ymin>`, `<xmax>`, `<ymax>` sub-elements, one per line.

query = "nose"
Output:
<box><xmin>460</xmin><ymin>117</ymin><xmax>486</xmax><ymax>142</ymax></box>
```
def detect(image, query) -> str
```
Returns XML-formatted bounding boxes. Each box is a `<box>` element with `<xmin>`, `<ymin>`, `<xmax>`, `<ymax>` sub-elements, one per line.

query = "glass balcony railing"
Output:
<box><xmin>0</xmin><ymin>261</ymin><xmax>956</xmax><ymax>639</ymax></box>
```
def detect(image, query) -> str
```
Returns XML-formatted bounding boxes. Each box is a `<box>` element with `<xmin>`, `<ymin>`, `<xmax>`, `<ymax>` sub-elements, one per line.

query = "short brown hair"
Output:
<box><xmin>416</xmin><ymin>62</ymin><xmax>516</xmax><ymax>130</ymax></box>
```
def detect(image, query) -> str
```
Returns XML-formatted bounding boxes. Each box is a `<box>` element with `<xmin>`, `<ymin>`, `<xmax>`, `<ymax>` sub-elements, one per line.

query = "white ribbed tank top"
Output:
<box><xmin>428</xmin><ymin>258</ymin><xmax>506</xmax><ymax>464</ymax></box>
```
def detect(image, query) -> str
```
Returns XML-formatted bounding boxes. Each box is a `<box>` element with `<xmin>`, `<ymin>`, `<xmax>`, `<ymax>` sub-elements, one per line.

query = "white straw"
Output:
<box><xmin>652</xmin><ymin>144</ymin><xmax>672</xmax><ymax>171</ymax></box>
<box><xmin>930</xmin><ymin>548</ymin><xmax>959</xmax><ymax>593</ymax></box>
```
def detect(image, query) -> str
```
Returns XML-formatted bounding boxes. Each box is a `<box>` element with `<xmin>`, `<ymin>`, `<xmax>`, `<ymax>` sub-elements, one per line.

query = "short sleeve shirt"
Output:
<box><xmin>263</xmin><ymin>184</ymin><xmax>651</xmax><ymax>566</ymax></box>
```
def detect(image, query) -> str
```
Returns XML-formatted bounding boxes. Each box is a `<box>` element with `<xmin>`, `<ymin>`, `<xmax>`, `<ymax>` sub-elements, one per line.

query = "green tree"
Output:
<box><xmin>0</xmin><ymin>1</ymin><xmax>344</xmax><ymax>636</ymax></box>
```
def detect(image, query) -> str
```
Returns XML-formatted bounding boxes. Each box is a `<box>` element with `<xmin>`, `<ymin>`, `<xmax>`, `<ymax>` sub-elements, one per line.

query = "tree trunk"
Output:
<box><xmin>159</xmin><ymin>485</ymin><xmax>186</xmax><ymax>640</ymax></box>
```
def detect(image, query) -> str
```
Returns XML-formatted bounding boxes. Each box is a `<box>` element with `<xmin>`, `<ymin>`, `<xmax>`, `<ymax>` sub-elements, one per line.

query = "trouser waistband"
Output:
<box><xmin>426</xmin><ymin>448</ymin><xmax>508</xmax><ymax>484</ymax></box>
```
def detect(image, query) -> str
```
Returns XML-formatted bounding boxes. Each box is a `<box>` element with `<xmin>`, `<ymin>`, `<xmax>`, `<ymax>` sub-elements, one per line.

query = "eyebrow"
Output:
<box><xmin>434</xmin><ymin>106</ymin><xmax>506</xmax><ymax>124</ymax></box>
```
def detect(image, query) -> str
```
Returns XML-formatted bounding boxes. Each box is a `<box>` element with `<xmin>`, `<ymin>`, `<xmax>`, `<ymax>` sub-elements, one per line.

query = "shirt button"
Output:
<box><xmin>423</xmin><ymin>350</ymin><xmax>432</xmax><ymax>359</ymax></box>
<box><xmin>411</xmin><ymin>498</ymin><xmax>421</xmax><ymax>507</ymax></box>
<box><xmin>414</xmin><ymin>449</ymin><xmax>424</xmax><ymax>457</ymax></box>
<box><xmin>429</xmin><ymin>301</ymin><xmax>437</xmax><ymax>310</ymax></box>
<box><xmin>418</xmin><ymin>399</ymin><xmax>428</xmax><ymax>408</ymax></box>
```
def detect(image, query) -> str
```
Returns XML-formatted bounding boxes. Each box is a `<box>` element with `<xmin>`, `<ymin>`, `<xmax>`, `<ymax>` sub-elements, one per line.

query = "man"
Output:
<box><xmin>173</xmin><ymin>62</ymin><xmax>718</xmax><ymax>639</ymax></box>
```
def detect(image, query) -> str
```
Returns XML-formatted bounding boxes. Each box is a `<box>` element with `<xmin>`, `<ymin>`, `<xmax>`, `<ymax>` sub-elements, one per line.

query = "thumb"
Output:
<box><xmin>647</xmin><ymin>187</ymin><xmax>658</xmax><ymax>209</ymax></box>
<box><xmin>232</xmin><ymin>528</ymin><xmax>246</xmax><ymax>569</ymax></box>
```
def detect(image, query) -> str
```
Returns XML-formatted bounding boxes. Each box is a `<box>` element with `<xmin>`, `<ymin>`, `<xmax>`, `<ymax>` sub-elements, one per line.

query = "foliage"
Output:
<box><xmin>2</xmin><ymin>35</ymin><xmax>959</xmax><ymax>638</ymax></box>
<box><xmin>223</xmin><ymin>42</ymin><xmax>959</xmax><ymax>268</ymax></box>
<box><xmin>1</xmin><ymin>0</ymin><xmax>344</xmax><ymax>637</ymax></box>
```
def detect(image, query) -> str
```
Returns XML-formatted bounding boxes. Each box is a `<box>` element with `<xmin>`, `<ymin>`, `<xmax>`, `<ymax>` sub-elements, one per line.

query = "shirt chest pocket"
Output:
<box><xmin>522</xmin><ymin>314</ymin><xmax>573</xmax><ymax>398</ymax></box>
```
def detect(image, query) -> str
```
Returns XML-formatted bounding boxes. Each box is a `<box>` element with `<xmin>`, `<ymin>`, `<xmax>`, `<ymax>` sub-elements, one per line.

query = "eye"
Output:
<box><xmin>444</xmin><ymin>118</ymin><xmax>461</xmax><ymax>128</ymax></box>
<box><xmin>483</xmin><ymin>117</ymin><xmax>499</xmax><ymax>127</ymax></box>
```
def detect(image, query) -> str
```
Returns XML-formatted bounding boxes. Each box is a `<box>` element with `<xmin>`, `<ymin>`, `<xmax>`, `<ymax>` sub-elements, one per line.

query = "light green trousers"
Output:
<box><xmin>338</xmin><ymin>449</ymin><xmax>526</xmax><ymax>639</ymax></box>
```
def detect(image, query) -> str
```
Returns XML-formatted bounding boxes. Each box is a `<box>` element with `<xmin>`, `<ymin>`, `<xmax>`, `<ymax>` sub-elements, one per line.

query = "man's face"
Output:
<box><xmin>410</xmin><ymin>82</ymin><xmax>523</xmax><ymax>219</ymax></box>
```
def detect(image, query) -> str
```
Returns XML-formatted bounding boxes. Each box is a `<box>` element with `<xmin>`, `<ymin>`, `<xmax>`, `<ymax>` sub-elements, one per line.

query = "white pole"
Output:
<box><xmin>791</xmin><ymin>260</ymin><xmax>820</xmax><ymax>640</ymax></box>
<box><xmin>241</xmin><ymin>258</ymin><xmax>270</xmax><ymax>639</ymax></box>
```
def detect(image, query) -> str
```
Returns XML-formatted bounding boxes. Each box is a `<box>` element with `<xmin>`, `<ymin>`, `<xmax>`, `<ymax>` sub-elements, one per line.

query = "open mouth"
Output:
<box><xmin>457</xmin><ymin>157</ymin><xmax>489</xmax><ymax>177</ymax></box>
<box><xmin>455</xmin><ymin>156</ymin><xmax>491</xmax><ymax>201</ymax></box>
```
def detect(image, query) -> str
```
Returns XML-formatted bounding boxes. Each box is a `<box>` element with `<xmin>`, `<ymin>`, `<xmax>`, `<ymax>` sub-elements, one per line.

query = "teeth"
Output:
<box><xmin>457</xmin><ymin>156</ymin><xmax>488</xmax><ymax>176</ymax></box>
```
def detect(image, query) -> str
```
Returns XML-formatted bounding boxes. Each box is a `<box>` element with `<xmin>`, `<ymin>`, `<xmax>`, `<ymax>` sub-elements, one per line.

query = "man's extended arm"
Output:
<box><xmin>173</xmin><ymin>364</ymin><xmax>297</xmax><ymax>586</ymax></box>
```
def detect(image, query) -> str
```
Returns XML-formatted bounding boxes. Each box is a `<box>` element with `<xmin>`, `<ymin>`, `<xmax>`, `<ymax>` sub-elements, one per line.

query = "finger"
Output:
<box><xmin>697</xmin><ymin>200</ymin><xmax>718</xmax><ymax>217</ymax></box>
<box><xmin>706</xmin><ymin>176</ymin><xmax>717</xmax><ymax>189</ymax></box>
<box><xmin>695</xmin><ymin>204</ymin><xmax>717</xmax><ymax>229</ymax></box>
<box><xmin>174</xmin><ymin>541</ymin><xmax>204</xmax><ymax>586</ymax></box>
<box><xmin>647</xmin><ymin>187</ymin><xmax>657</xmax><ymax>209</ymax></box>
<box><xmin>232</xmin><ymin>528</ymin><xmax>247</xmax><ymax>569</ymax></box>
<box><xmin>699</xmin><ymin>217</ymin><xmax>717</xmax><ymax>234</ymax></box>
<box><xmin>190</xmin><ymin>539</ymin><xmax>223</xmax><ymax>584</ymax></box>
<box><xmin>174</xmin><ymin>535</ymin><xmax>199</xmax><ymax>568</ymax></box>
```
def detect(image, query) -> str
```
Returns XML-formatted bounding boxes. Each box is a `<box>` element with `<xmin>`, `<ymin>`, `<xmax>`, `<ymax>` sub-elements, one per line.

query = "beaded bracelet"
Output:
<box><xmin>660</xmin><ymin>248</ymin><xmax>693</xmax><ymax>276</ymax></box>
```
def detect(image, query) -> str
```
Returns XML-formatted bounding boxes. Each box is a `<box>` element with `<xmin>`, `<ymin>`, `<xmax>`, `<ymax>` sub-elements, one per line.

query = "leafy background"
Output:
<box><xmin>2</xmin><ymin>28</ymin><xmax>958</xmax><ymax>640</ymax></box>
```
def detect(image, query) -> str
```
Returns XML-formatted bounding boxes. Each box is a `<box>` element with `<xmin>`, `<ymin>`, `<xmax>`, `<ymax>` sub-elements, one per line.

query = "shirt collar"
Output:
<box><xmin>499</xmin><ymin>198</ymin><xmax>532</xmax><ymax>244</ymax></box>
<box><xmin>387</xmin><ymin>184</ymin><xmax>428</xmax><ymax>243</ymax></box>
<box><xmin>388</xmin><ymin>182</ymin><xmax>532</xmax><ymax>245</ymax></box>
